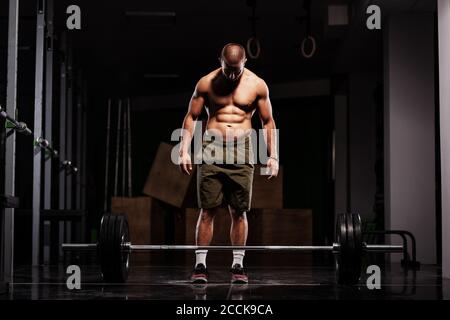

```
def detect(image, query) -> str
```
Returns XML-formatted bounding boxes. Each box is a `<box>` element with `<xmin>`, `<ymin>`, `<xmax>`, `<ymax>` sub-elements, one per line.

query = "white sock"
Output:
<box><xmin>195</xmin><ymin>250</ymin><xmax>208</xmax><ymax>267</ymax></box>
<box><xmin>232</xmin><ymin>250</ymin><xmax>245</xmax><ymax>267</ymax></box>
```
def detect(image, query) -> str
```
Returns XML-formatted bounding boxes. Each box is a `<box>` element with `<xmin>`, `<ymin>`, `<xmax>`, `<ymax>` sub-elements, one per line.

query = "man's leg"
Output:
<box><xmin>229</xmin><ymin>206</ymin><xmax>248</xmax><ymax>267</ymax></box>
<box><xmin>194</xmin><ymin>207</ymin><xmax>218</xmax><ymax>267</ymax></box>
<box><xmin>193</xmin><ymin>161</ymin><xmax>223</xmax><ymax>283</ymax></box>
<box><xmin>228</xmin><ymin>206</ymin><xmax>249</xmax><ymax>283</ymax></box>
<box><xmin>191</xmin><ymin>207</ymin><xmax>219</xmax><ymax>283</ymax></box>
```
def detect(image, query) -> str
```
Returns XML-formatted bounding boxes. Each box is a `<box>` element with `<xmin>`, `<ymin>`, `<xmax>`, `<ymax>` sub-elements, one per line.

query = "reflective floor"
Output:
<box><xmin>2</xmin><ymin>263</ymin><xmax>450</xmax><ymax>300</ymax></box>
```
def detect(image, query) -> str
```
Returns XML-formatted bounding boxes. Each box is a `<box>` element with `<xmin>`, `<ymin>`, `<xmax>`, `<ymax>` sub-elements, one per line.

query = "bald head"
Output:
<box><xmin>221</xmin><ymin>43</ymin><xmax>246</xmax><ymax>65</ymax></box>
<box><xmin>220</xmin><ymin>43</ymin><xmax>247</xmax><ymax>81</ymax></box>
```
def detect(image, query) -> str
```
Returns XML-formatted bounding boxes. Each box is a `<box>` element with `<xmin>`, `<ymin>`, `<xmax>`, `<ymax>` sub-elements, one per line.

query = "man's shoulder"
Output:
<box><xmin>196</xmin><ymin>76</ymin><xmax>210</xmax><ymax>93</ymax></box>
<box><xmin>244</xmin><ymin>69</ymin><xmax>267</xmax><ymax>93</ymax></box>
<box><xmin>203</xmin><ymin>68</ymin><xmax>222</xmax><ymax>82</ymax></box>
<box><xmin>244</xmin><ymin>68</ymin><xmax>265</xmax><ymax>85</ymax></box>
<box><xmin>196</xmin><ymin>69</ymin><xmax>220</xmax><ymax>91</ymax></box>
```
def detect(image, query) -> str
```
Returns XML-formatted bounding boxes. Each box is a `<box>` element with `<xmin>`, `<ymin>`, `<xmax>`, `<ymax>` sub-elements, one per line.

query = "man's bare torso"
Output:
<box><xmin>201</xmin><ymin>68</ymin><xmax>261</xmax><ymax>140</ymax></box>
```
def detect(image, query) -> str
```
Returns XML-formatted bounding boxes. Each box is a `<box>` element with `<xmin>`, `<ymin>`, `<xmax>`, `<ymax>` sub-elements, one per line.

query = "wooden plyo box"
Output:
<box><xmin>142</xmin><ymin>142</ymin><xmax>197</xmax><ymax>208</ymax></box>
<box><xmin>252</xmin><ymin>208</ymin><xmax>313</xmax><ymax>267</ymax></box>
<box><xmin>111</xmin><ymin>197</ymin><xmax>185</xmax><ymax>267</ymax></box>
<box><xmin>251</xmin><ymin>165</ymin><xmax>283</xmax><ymax>209</ymax></box>
<box><xmin>142</xmin><ymin>142</ymin><xmax>283</xmax><ymax>209</ymax></box>
<box><xmin>111</xmin><ymin>196</ymin><xmax>188</xmax><ymax>265</ymax></box>
<box><xmin>111</xmin><ymin>197</ymin><xmax>152</xmax><ymax>244</ymax></box>
<box><xmin>110</xmin><ymin>197</ymin><xmax>187</xmax><ymax>244</ymax></box>
<box><xmin>255</xmin><ymin>209</ymin><xmax>312</xmax><ymax>246</ymax></box>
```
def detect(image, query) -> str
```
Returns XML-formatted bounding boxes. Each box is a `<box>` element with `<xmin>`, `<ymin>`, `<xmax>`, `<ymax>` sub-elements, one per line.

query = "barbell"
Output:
<box><xmin>62</xmin><ymin>213</ymin><xmax>404</xmax><ymax>285</ymax></box>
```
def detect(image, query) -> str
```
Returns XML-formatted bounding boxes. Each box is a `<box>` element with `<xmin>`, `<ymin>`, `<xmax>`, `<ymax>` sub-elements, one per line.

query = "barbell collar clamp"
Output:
<box><xmin>62</xmin><ymin>160</ymin><xmax>72</xmax><ymax>167</ymax></box>
<box><xmin>36</xmin><ymin>137</ymin><xmax>50</xmax><ymax>148</ymax></box>
<box><xmin>17</xmin><ymin>122</ymin><xmax>32</xmax><ymax>135</ymax></box>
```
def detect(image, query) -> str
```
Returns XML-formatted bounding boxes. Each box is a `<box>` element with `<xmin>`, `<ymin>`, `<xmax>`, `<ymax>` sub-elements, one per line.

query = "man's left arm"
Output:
<box><xmin>256</xmin><ymin>79</ymin><xmax>279</xmax><ymax>179</ymax></box>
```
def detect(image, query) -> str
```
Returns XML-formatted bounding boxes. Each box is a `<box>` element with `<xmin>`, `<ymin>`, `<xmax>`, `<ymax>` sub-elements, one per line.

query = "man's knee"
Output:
<box><xmin>199</xmin><ymin>207</ymin><xmax>218</xmax><ymax>223</ymax></box>
<box><xmin>229</xmin><ymin>207</ymin><xmax>247</xmax><ymax>221</ymax></box>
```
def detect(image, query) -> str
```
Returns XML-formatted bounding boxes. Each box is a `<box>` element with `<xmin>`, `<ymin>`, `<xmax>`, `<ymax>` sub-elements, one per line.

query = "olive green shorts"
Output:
<box><xmin>197</xmin><ymin>136</ymin><xmax>254</xmax><ymax>212</ymax></box>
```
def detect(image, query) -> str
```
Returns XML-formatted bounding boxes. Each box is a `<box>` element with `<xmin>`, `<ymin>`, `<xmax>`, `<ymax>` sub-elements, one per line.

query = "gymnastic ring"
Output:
<box><xmin>246</xmin><ymin>36</ymin><xmax>261</xmax><ymax>59</ymax></box>
<box><xmin>301</xmin><ymin>35</ymin><xmax>316</xmax><ymax>59</ymax></box>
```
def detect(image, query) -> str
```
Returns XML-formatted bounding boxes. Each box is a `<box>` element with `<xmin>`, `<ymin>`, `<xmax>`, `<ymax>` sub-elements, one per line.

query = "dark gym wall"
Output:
<box><xmin>274</xmin><ymin>97</ymin><xmax>335</xmax><ymax>245</ymax></box>
<box><xmin>384</xmin><ymin>13</ymin><xmax>437</xmax><ymax>264</ymax></box>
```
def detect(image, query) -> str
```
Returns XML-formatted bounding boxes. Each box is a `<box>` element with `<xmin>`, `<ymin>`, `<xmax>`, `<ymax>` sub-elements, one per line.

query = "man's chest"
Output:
<box><xmin>207</xmin><ymin>82</ymin><xmax>258</xmax><ymax>110</ymax></box>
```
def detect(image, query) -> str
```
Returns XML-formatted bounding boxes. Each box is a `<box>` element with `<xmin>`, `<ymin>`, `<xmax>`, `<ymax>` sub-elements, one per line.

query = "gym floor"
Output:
<box><xmin>3</xmin><ymin>263</ymin><xmax>449</xmax><ymax>300</ymax></box>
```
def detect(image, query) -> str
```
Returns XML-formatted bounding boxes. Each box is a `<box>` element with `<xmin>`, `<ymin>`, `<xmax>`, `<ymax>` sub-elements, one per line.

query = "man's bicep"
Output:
<box><xmin>257</xmin><ymin>95</ymin><xmax>273</xmax><ymax>123</ymax></box>
<box><xmin>189</xmin><ymin>79</ymin><xmax>207</xmax><ymax>118</ymax></box>
<box><xmin>257</xmin><ymin>79</ymin><xmax>273</xmax><ymax>121</ymax></box>
<box><xmin>188</xmin><ymin>93</ymin><xmax>205</xmax><ymax>118</ymax></box>
<box><xmin>188</xmin><ymin>83</ymin><xmax>207</xmax><ymax>118</ymax></box>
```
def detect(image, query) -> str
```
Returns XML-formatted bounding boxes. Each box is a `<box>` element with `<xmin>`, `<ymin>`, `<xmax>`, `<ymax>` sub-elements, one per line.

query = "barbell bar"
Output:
<box><xmin>62</xmin><ymin>213</ymin><xmax>405</xmax><ymax>285</ymax></box>
<box><xmin>62</xmin><ymin>243</ymin><xmax>403</xmax><ymax>253</ymax></box>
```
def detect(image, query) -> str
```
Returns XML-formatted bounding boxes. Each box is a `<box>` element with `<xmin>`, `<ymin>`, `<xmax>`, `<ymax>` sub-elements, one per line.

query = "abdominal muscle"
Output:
<box><xmin>205</xmin><ymin>105</ymin><xmax>253</xmax><ymax>141</ymax></box>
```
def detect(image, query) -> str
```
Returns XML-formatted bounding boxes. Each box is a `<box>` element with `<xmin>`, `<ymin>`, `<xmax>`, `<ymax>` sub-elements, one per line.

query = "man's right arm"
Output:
<box><xmin>179</xmin><ymin>78</ymin><xmax>207</xmax><ymax>174</ymax></box>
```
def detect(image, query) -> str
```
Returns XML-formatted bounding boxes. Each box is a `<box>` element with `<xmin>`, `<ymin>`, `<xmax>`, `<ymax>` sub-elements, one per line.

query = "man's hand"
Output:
<box><xmin>179</xmin><ymin>152</ymin><xmax>193</xmax><ymax>175</ymax></box>
<box><xmin>266</xmin><ymin>158</ymin><xmax>279</xmax><ymax>179</ymax></box>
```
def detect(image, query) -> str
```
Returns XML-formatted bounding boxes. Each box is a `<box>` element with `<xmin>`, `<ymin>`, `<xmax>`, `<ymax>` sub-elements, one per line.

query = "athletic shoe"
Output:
<box><xmin>230</xmin><ymin>264</ymin><xmax>248</xmax><ymax>284</ymax></box>
<box><xmin>191</xmin><ymin>263</ymin><xmax>209</xmax><ymax>284</ymax></box>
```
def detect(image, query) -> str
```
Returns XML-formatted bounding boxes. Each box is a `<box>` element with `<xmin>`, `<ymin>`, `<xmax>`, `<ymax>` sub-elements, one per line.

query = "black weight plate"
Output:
<box><xmin>101</xmin><ymin>214</ymin><xmax>130</xmax><ymax>283</ymax></box>
<box><xmin>122</xmin><ymin>215</ymin><xmax>130</xmax><ymax>279</ymax></box>
<box><xmin>351</xmin><ymin>213</ymin><xmax>363</xmax><ymax>283</ymax></box>
<box><xmin>112</xmin><ymin>214</ymin><xmax>127</xmax><ymax>282</ymax></box>
<box><xmin>99</xmin><ymin>214</ymin><xmax>111</xmax><ymax>281</ymax></box>
<box><xmin>98</xmin><ymin>214</ymin><xmax>111</xmax><ymax>280</ymax></box>
<box><xmin>336</xmin><ymin>213</ymin><xmax>363</xmax><ymax>285</ymax></box>
<box><xmin>338</xmin><ymin>213</ymin><xmax>347</xmax><ymax>248</ymax></box>
<box><xmin>335</xmin><ymin>213</ymin><xmax>348</xmax><ymax>285</ymax></box>
<box><xmin>111</xmin><ymin>214</ymin><xmax>122</xmax><ymax>282</ymax></box>
<box><xmin>345</xmin><ymin>213</ymin><xmax>355</xmax><ymax>269</ymax></box>
<box><xmin>352</xmin><ymin>213</ymin><xmax>363</xmax><ymax>251</ymax></box>
<box><xmin>117</xmin><ymin>215</ymin><xmax>130</xmax><ymax>282</ymax></box>
<box><xmin>340</xmin><ymin>213</ymin><xmax>353</xmax><ymax>285</ymax></box>
<box><xmin>345</xmin><ymin>213</ymin><xmax>361</xmax><ymax>285</ymax></box>
<box><xmin>108</xmin><ymin>215</ymin><xmax>118</xmax><ymax>280</ymax></box>
<box><xmin>346</xmin><ymin>213</ymin><xmax>355</xmax><ymax>253</ymax></box>
<box><xmin>99</xmin><ymin>214</ymin><xmax>120</xmax><ymax>282</ymax></box>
